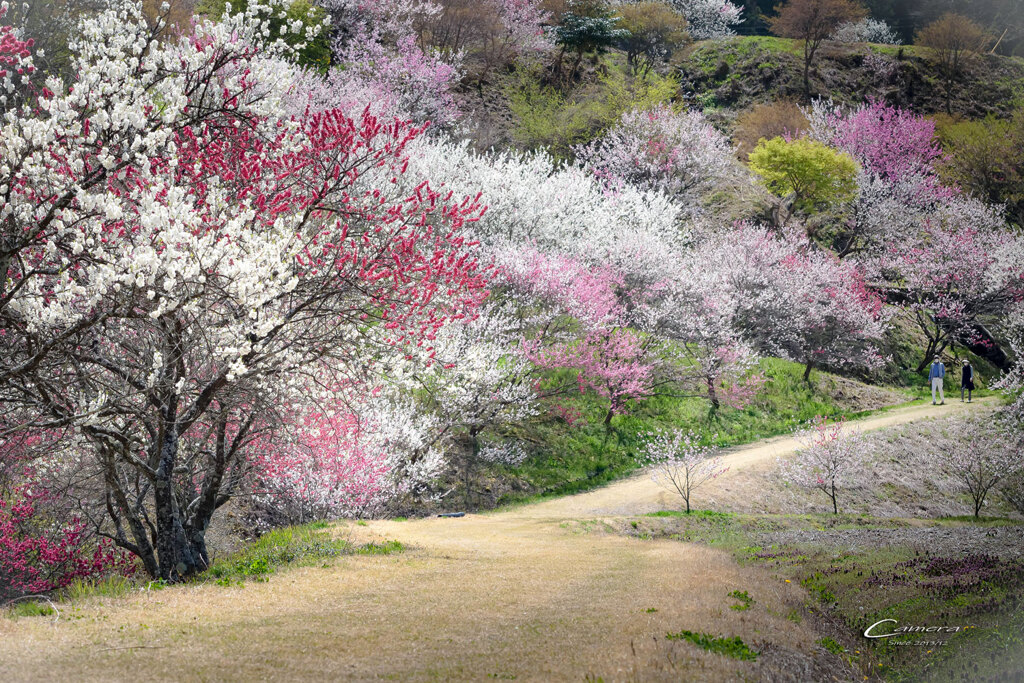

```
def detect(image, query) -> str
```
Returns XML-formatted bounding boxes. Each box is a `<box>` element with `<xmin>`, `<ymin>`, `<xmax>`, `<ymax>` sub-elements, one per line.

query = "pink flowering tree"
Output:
<box><xmin>884</xmin><ymin>218</ymin><xmax>1022</xmax><ymax>371</ymax></box>
<box><xmin>470</xmin><ymin>0</ymin><xmax>552</xmax><ymax>80</ymax></box>
<box><xmin>692</xmin><ymin>225</ymin><xmax>888</xmax><ymax>382</ymax></box>
<box><xmin>655</xmin><ymin>282</ymin><xmax>767</xmax><ymax>412</ymax></box>
<box><xmin>492</xmin><ymin>0</ymin><xmax>551</xmax><ymax>58</ymax></box>
<box><xmin>806</xmin><ymin>98</ymin><xmax>949</xmax><ymax>195</ymax></box>
<box><xmin>644</xmin><ymin>429</ymin><xmax>728</xmax><ymax>513</ymax></box>
<box><xmin>500</xmin><ymin>245</ymin><xmax>667</xmax><ymax>430</ymax></box>
<box><xmin>249</xmin><ymin>393</ymin><xmax>452</xmax><ymax>524</ymax></box>
<box><xmin>0</xmin><ymin>1</ymin><xmax>488</xmax><ymax>581</ymax></box>
<box><xmin>527</xmin><ymin>328</ymin><xmax>661</xmax><ymax>430</ymax></box>
<box><xmin>805</xmin><ymin>99</ymin><xmax>961</xmax><ymax>258</ymax></box>
<box><xmin>782</xmin><ymin>416</ymin><xmax>863</xmax><ymax>514</ymax></box>
<box><xmin>576</xmin><ymin>104</ymin><xmax>737</xmax><ymax>209</ymax></box>
<box><xmin>325</xmin><ymin>0</ymin><xmax>463</xmax><ymax>127</ymax></box>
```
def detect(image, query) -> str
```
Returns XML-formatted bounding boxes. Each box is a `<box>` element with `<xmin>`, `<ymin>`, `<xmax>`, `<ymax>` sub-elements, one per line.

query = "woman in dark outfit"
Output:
<box><xmin>961</xmin><ymin>360</ymin><xmax>974</xmax><ymax>402</ymax></box>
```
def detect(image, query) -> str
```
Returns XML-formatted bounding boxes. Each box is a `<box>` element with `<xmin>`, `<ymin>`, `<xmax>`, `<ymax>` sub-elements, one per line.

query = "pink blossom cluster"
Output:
<box><xmin>326</xmin><ymin>0</ymin><xmax>463</xmax><ymax>126</ymax></box>
<box><xmin>250</xmin><ymin>407</ymin><xmax>392</xmax><ymax>523</ymax></box>
<box><xmin>0</xmin><ymin>434</ymin><xmax>134</xmax><ymax>598</ymax></box>
<box><xmin>807</xmin><ymin>98</ymin><xmax>954</xmax><ymax>202</ymax></box>
<box><xmin>500</xmin><ymin>245</ymin><xmax>625</xmax><ymax>330</ymax></box>
<box><xmin>0</xmin><ymin>2</ymin><xmax>34</xmax><ymax>109</ymax></box>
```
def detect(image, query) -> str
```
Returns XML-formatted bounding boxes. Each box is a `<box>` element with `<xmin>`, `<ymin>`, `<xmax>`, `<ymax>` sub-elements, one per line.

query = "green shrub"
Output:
<box><xmin>749</xmin><ymin>137</ymin><xmax>858</xmax><ymax>213</ymax></box>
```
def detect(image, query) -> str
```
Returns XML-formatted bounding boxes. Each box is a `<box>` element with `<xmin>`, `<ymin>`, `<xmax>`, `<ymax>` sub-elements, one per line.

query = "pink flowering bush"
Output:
<box><xmin>1</xmin><ymin>433</ymin><xmax>134</xmax><ymax>599</ymax></box>
<box><xmin>326</xmin><ymin>0</ymin><xmax>463</xmax><ymax>126</ymax></box>
<box><xmin>527</xmin><ymin>328</ymin><xmax>659</xmax><ymax>428</ymax></box>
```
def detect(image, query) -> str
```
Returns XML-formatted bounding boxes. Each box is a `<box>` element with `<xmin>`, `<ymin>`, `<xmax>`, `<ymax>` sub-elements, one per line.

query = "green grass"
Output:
<box><xmin>200</xmin><ymin>522</ymin><xmax>403</xmax><ymax>584</ymax></box>
<box><xmin>3</xmin><ymin>599</ymin><xmax>56</xmax><ymax>619</ymax></box>
<box><xmin>493</xmin><ymin>357</ymin><xmax>911</xmax><ymax>508</ymax></box>
<box><xmin>817</xmin><ymin>636</ymin><xmax>846</xmax><ymax>655</ymax></box>
<box><xmin>61</xmin><ymin>575</ymin><xmax>135</xmax><ymax>602</ymax></box>
<box><xmin>645</xmin><ymin>509</ymin><xmax>733</xmax><ymax>520</ymax></box>
<box><xmin>665</xmin><ymin>630</ymin><xmax>759</xmax><ymax>661</ymax></box>
<box><xmin>727</xmin><ymin>590</ymin><xmax>754</xmax><ymax>611</ymax></box>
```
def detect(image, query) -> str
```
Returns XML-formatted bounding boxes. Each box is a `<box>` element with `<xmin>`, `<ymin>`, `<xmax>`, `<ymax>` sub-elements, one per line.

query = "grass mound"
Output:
<box><xmin>202</xmin><ymin>522</ymin><xmax>403</xmax><ymax>585</ymax></box>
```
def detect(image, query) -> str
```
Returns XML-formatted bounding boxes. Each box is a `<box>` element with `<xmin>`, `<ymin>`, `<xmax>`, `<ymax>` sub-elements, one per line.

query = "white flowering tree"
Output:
<box><xmin>0</xmin><ymin>1</ymin><xmax>489</xmax><ymax>580</ymax></box>
<box><xmin>575</xmin><ymin>104</ymin><xmax>738</xmax><ymax>211</ymax></box>
<box><xmin>782</xmin><ymin>416</ymin><xmax>863</xmax><ymax>514</ymax></box>
<box><xmin>644</xmin><ymin>428</ymin><xmax>727</xmax><ymax>513</ymax></box>
<box><xmin>668</xmin><ymin>0</ymin><xmax>743</xmax><ymax>40</ymax></box>
<box><xmin>938</xmin><ymin>422</ymin><xmax>1021</xmax><ymax>518</ymax></box>
<box><xmin>831</xmin><ymin>18</ymin><xmax>901</xmax><ymax>44</ymax></box>
<box><xmin>411</xmin><ymin>302</ymin><xmax>540</xmax><ymax>505</ymax></box>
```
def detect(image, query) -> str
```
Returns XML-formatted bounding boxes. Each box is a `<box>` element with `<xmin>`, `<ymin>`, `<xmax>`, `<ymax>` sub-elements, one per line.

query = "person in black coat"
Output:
<box><xmin>961</xmin><ymin>360</ymin><xmax>975</xmax><ymax>403</ymax></box>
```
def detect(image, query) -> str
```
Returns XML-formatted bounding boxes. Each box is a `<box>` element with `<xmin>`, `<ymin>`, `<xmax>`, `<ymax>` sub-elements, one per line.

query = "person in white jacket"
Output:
<box><xmin>928</xmin><ymin>358</ymin><xmax>945</xmax><ymax>405</ymax></box>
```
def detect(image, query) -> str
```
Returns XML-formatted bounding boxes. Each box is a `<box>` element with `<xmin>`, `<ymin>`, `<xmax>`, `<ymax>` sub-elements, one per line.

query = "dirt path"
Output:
<box><xmin>0</xmin><ymin>399</ymin><xmax>991</xmax><ymax>682</ymax></box>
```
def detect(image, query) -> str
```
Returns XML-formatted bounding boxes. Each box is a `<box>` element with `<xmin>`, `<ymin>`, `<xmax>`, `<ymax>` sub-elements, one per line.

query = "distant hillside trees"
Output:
<box><xmin>916</xmin><ymin>13</ymin><xmax>991</xmax><ymax>113</ymax></box>
<box><xmin>615</xmin><ymin>1</ymin><xmax>689</xmax><ymax>76</ymax></box>
<box><xmin>768</xmin><ymin>0</ymin><xmax>868</xmax><ymax>96</ymax></box>
<box><xmin>938</xmin><ymin>111</ymin><xmax>1024</xmax><ymax>228</ymax></box>
<box><xmin>830</xmin><ymin>17</ymin><xmax>900</xmax><ymax>44</ymax></box>
<box><xmin>669</xmin><ymin>0</ymin><xmax>743</xmax><ymax>40</ymax></box>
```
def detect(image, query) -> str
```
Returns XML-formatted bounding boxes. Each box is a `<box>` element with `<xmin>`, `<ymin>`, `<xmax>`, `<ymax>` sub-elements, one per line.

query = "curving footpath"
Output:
<box><xmin>0</xmin><ymin>399</ymin><xmax>993</xmax><ymax>682</ymax></box>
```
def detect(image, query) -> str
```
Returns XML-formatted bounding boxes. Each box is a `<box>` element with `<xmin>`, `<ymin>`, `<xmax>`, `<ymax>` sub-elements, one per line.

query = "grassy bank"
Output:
<box><xmin>3</xmin><ymin>522</ymin><xmax>404</xmax><ymax>618</ymax></box>
<box><xmin>601</xmin><ymin>511</ymin><xmax>1024</xmax><ymax>681</ymax></box>
<box><xmin>486</xmin><ymin>358</ymin><xmax>910</xmax><ymax>508</ymax></box>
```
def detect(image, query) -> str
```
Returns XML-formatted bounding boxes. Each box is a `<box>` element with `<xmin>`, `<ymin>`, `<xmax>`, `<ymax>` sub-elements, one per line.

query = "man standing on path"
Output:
<box><xmin>929</xmin><ymin>357</ymin><xmax>945</xmax><ymax>405</ymax></box>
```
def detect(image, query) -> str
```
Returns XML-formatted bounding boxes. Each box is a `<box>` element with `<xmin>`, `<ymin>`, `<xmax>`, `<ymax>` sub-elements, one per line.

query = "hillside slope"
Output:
<box><xmin>679</xmin><ymin>37</ymin><xmax>1024</xmax><ymax>120</ymax></box>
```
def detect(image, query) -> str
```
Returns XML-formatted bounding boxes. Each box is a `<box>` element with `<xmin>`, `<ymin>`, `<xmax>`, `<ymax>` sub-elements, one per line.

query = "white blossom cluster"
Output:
<box><xmin>831</xmin><ymin>18</ymin><xmax>901</xmax><ymax>45</ymax></box>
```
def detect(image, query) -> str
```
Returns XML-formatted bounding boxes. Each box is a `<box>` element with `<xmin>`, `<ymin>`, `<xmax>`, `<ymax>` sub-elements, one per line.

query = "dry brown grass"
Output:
<box><xmin>733</xmin><ymin>100</ymin><xmax>810</xmax><ymax>160</ymax></box>
<box><xmin>0</xmin><ymin>400</ymin><xmax>987</xmax><ymax>681</ymax></box>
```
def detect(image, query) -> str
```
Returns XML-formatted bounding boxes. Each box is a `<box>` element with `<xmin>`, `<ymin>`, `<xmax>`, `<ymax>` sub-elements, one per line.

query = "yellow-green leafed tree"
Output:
<box><xmin>748</xmin><ymin>137</ymin><xmax>858</xmax><ymax>214</ymax></box>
